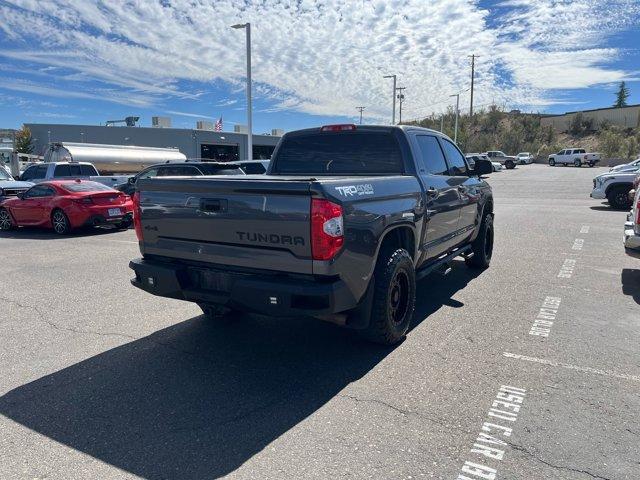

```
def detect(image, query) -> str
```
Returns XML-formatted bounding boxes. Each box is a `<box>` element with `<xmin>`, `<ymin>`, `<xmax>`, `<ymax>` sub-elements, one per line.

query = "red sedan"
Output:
<box><xmin>0</xmin><ymin>180</ymin><xmax>133</xmax><ymax>234</ymax></box>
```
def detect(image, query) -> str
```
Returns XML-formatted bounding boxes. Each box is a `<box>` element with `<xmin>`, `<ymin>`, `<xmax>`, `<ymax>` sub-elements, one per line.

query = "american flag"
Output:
<box><xmin>214</xmin><ymin>116</ymin><xmax>223</xmax><ymax>131</ymax></box>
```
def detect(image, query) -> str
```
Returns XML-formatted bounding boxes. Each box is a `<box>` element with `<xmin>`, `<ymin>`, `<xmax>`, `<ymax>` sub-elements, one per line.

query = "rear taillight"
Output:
<box><xmin>311</xmin><ymin>198</ymin><xmax>344</xmax><ymax>261</ymax></box>
<box><xmin>132</xmin><ymin>191</ymin><xmax>143</xmax><ymax>241</ymax></box>
<box><xmin>636</xmin><ymin>198</ymin><xmax>640</xmax><ymax>226</ymax></box>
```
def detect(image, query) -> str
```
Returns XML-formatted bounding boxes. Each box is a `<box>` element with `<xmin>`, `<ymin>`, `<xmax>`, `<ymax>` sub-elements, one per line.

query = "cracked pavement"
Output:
<box><xmin>0</xmin><ymin>164</ymin><xmax>639</xmax><ymax>479</ymax></box>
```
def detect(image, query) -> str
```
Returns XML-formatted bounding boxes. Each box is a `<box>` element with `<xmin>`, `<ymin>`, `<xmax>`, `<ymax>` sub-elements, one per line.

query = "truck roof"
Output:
<box><xmin>282</xmin><ymin>124</ymin><xmax>447</xmax><ymax>138</ymax></box>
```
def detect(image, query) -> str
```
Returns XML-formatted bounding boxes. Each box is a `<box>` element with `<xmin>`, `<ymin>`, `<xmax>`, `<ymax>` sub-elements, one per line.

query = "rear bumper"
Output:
<box><xmin>83</xmin><ymin>212</ymin><xmax>132</xmax><ymax>227</ymax></box>
<box><xmin>129</xmin><ymin>257</ymin><xmax>359</xmax><ymax>317</ymax></box>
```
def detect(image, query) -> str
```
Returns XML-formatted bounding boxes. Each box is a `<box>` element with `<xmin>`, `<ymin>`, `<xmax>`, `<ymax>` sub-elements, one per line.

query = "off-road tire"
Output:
<box><xmin>466</xmin><ymin>213</ymin><xmax>494</xmax><ymax>269</ymax></box>
<box><xmin>607</xmin><ymin>186</ymin><xmax>633</xmax><ymax>210</ymax></box>
<box><xmin>51</xmin><ymin>209</ymin><xmax>70</xmax><ymax>235</ymax></box>
<box><xmin>0</xmin><ymin>208</ymin><xmax>13</xmax><ymax>231</ymax></box>
<box><xmin>574</xmin><ymin>159</ymin><xmax>582</xmax><ymax>167</ymax></box>
<box><xmin>548</xmin><ymin>158</ymin><xmax>555</xmax><ymax>166</ymax></box>
<box><xmin>360</xmin><ymin>248</ymin><xmax>416</xmax><ymax>345</ymax></box>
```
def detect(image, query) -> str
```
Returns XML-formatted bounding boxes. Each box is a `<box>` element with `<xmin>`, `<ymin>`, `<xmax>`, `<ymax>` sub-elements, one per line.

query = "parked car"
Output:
<box><xmin>0</xmin><ymin>167</ymin><xmax>33</xmax><ymax>198</ymax></box>
<box><xmin>235</xmin><ymin>160</ymin><xmax>271</xmax><ymax>174</ymax></box>
<box><xmin>590</xmin><ymin>168</ymin><xmax>639</xmax><ymax>209</ymax></box>
<box><xmin>548</xmin><ymin>149</ymin><xmax>600</xmax><ymax>167</ymax></box>
<box><xmin>610</xmin><ymin>158</ymin><xmax>640</xmax><ymax>173</ymax></box>
<box><xmin>624</xmin><ymin>184</ymin><xmax>640</xmax><ymax>258</ymax></box>
<box><xmin>516</xmin><ymin>152</ymin><xmax>534</xmax><ymax>164</ymax></box>
<box><xmin>465</xmin><ymin>154</ymin><xmax>502</xmax><ymax>172</ymax></box>
<box><xmin>484</xmin><ymin>151</ymin><xmax>516</xmax><ymax>169</ymax></box>
<box><xmin>0</xmin><ymin>180</ymin><xmax>133</xmax><ymax>234</ymax></box>
<box><xmin>129</xmin><ymin>124</ymin><xmax>495</xmax><ymax>345</ymax></box>
<box><xmin>19</xmin><ymin>161</ymin><xmax>130</xmax><ymax>187</ymax></box>
<box><xmin>115</xmin><ymin>161</ymin><xmax>245</xmax><ymax>196</ymax></box>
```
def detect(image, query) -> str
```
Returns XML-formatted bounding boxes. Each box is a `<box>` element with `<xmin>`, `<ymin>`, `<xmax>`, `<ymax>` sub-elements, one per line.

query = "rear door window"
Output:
<box><xmin>415</xmin><ymin>135</ymin><xmax>448</xmax><ymax>175</ymax></box>
<box><xmin>54</xmin><ymin>165</ymin><xmax>71</xmax><ymax>177</ymax></box>
<box><xmin>272</xmin><ymin>131</ymin><xmax>403</xmax><ymax>175</ymax></box>
<box><xmin>80</xmin><ymin>164</ymin><xmax>99</xmax><ymax>176</ymax></box>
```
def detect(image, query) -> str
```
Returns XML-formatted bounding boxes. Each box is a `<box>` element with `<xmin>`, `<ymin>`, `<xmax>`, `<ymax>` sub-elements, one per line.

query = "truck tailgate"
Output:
<box><xmin>137</xmin><ymin>176</ymin><xmax>314</xmax><ymax>274</ymax></box>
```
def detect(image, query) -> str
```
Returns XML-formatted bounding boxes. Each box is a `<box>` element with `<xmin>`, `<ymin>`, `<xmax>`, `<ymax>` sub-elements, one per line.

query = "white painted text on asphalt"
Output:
<box><xmin>558</xmin><ymin>258</ymin><xmax>576</xmax><ymax>278</ymax></box>
<box><xmin>529</xmin><ymin>296</ymin><xmax>561</xmax><ymax>337</ymax></box>
<box><xmin>580</xmin><ymin>225</ymin><xmax>590</xmax><ymax>234</ymax></box>
<box><xmin>572</xmin><ymin>239</ymin><xmax>584</xmax><ymax>250</ymax></box>
<box><xmin>456</xmin><ymin>385</ymin><xmax>527</xmax><ymax>480</ymax></box>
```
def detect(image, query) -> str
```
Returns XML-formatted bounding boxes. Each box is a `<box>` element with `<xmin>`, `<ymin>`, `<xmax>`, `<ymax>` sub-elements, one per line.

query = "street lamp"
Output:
<box><xmin>231</xmin><ymin>22</ymin><xmax>253</xmax><ymax>161</ymax></box>
<box><xmin>383</xmin><ymin>74</ymin><xmax>397</xmax><ymax>125</ymax></box>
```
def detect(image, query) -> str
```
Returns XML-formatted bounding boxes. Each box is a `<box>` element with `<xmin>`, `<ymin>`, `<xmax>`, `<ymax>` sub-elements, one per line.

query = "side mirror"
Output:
<box><xmin>472</xmin><ymin>158</ymin><xmax>493</xmax><ymax>176</ymax></box>
<box><xmin>16</xmin><ymin>192</ymin><xmax>24</xmax><ymax>200</ymax></box>
<box><xmin>128</xmin><ymin>176</ymin><xmax>136</xmax><ymax>184</ymax></box>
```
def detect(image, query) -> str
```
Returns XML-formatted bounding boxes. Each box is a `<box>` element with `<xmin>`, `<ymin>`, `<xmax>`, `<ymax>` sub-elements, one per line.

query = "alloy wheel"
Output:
<box><xmin>0</xmin><ymin>210</ymin><xmax>11</xmax><ymax>230</ymax></box>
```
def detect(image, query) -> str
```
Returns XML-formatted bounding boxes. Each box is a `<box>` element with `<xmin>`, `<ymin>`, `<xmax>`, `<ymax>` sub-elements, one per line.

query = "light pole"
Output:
<box><xmin>232</xmin><ymin>22</ymin><xmax>252</xmax><ymax>161</ymax></box>
<box><xmin>450</xmin><ymin>93</ymin><xmax>460</xmax><ymax>144</ymax></box>
<box><xmin>396</xmin><ymin>87</ymin><xmax>406</xmax><ymax>124</ymax></box>
<box><xmin>383</xmin><ymin>74</ymin><xmax>397</xmax><ymax>124</ymax></box>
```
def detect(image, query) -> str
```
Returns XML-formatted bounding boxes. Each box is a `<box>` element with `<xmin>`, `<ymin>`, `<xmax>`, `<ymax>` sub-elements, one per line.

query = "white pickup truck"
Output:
<box><xmin>18</xmin><ymin>162</ymin><xmax>129</xmax><ymax>187</ymax></box>
<box><xmin>590</xmin><ymin>167</ymin><xmax>639</xmax><ymax>209</ymax></box>
<box><xmin>548</xmin><ymin>148</ymin><xmax>600</xmax><ymax>167</ymax></box>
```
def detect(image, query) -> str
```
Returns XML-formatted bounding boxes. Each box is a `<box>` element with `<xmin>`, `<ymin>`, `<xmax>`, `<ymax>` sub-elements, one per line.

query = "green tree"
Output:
<box><xmin>15</xmin><ymin>125</ymin><xmax>34</xmax><ymax>154</ymax></box>
<box><xmin>613</xmin><ymin>81</ymin><xmax>630</xmax><ymax>108</ymax></box>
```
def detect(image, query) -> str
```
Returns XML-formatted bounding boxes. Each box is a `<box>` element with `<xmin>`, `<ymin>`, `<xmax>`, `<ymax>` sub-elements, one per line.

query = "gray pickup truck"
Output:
<box><xmin>130</xmin><ymin>125</ymin><xmax>494</xmax><ymax>344</ymax></box>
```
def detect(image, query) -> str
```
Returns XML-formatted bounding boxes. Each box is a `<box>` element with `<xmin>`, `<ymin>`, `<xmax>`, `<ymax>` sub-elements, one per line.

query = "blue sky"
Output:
<box><xmin>0</xmin><ymin>0</ymin><xmax>639</xmax><ymax>132</ymax></box>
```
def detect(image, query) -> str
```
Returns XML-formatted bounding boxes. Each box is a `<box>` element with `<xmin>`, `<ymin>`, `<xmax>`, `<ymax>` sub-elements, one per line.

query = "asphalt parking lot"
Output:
<box><xmin>1</xmin><ymin>163</ymin><xmax>638</xmax><ymax>480</ymax></box>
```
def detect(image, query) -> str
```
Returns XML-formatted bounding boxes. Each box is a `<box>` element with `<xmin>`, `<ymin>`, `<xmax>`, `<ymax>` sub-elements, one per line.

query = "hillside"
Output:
<box><xmin>406</xmin><ymin>106</ymin><xmax>640</xmax><ymax>161</ymax></box>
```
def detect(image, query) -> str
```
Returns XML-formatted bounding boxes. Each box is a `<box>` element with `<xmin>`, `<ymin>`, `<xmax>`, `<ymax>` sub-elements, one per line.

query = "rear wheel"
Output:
<box><xmin>51</xmin><ymin>209</ymin><xmax>70</xmax><ymax>235</ymax></box>
<box><xmin>607</xmin><ymin>186</ymin><xmax>633</xmax><ymax>210</ymax></box>
<box><xmin>574</xmin><ymin>159</ymin><xmax>582</xmax><ymax>167</ymax></box>
<box><xmin>360</xmin><ymin>248</ymin><xmax>416</xmax><ymax>345</ymax></box>
<box><xmin>0</xmin><ymin>208</ymin><xmax>13</xmax><ymax>231</ymax></box>
<box><xmin>588</xmin><ymin>162</ymin><xmax>595</xmax><ymax>167</ymax></box>
<box><xmin>466</xmin><ymin>213</ymin><xmax>494</xmax><ymax>269</ymax></box>
<box><xmin>505</xmin><ymin>160</ymin><xmax>515</xmax><ymax>169</ymax></box>
<box><xmin>548</xmin><ymin>158</ymin><xmax>555</xmax><ymax>166</ymax></box>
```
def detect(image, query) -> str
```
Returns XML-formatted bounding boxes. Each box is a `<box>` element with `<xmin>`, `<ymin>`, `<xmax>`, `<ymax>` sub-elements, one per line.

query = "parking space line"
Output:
<box><xmin>503</xmin><ymin>352</ymin><xmax>640</xmax><ymax>383</ymax></box>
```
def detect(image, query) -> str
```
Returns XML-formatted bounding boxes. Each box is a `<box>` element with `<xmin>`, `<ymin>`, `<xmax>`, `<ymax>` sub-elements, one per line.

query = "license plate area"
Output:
<box><xmin>188</xmin><ymin>268</ymin><xmax>233</xmax><ymax>293</ymax></box>
<box><xmin>108</xmin><ymin>208</ymin><xmax>122</xmax><ymax>217</ymax></box>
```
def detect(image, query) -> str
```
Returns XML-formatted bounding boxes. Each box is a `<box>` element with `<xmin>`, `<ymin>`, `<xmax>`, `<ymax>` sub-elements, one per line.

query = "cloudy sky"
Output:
<box><xmin>0</xmin><ymin>0</ymin><xmax>639</xmax><ymax>131</ymax></box>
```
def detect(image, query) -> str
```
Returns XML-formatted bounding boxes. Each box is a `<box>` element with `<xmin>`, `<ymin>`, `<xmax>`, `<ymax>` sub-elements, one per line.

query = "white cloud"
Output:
<box><xmin>0</xmin><ymin>0</ymin><xmax>638</xmax><ymax>121</ymax></box>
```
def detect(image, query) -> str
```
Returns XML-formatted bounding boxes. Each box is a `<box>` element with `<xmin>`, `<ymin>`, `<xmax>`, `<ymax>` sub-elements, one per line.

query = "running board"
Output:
<box><xmin>416</xmin><ymin>245</ymin><xmax>473</xmax><ymax>280</ymax></box>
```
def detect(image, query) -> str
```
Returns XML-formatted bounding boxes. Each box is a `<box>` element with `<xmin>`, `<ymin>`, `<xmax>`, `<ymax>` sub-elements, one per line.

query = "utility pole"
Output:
<box><xmin>356</xmin><ymin>106</ymin><xmax>366</xmax><ymax>124</ymax></box>
<box><xmin>396</xmin><ymin>87</ymin><xmax>406</xmax><ymax>124</ymax></box>
<box><xmin>450</xmin><ymin>93</ymin><xmax>460</xmax><ymax>144</ymax></box>
<box><xmin>231</xmin><ymin>22</ymin><xmax>252</xmax><ymax>160</ymax></box>
<box><xmin>440</xmin><ymin>115</ymin><xmax>444</xmax><ymax>132</ymax></box>
<box><xmin>469</xmin><ymin>54</ymin><xmax>478</xmax><ymax>118</ymax></box>
<box><xmin>383</xmin><ymin>75</ymin><xmax>397</xmax><ymax>124</ymax></box>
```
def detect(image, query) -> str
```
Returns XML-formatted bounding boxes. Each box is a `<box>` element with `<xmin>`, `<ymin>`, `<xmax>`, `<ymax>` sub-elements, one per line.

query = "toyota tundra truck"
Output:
<box><xmin>129</xmin><ymin>125</ymin><xmax>494</xmax><ymax>345</ymax></box>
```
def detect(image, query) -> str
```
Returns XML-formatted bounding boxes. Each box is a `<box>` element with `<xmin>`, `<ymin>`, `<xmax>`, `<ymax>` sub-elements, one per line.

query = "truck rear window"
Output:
<box><xmin>272</xmin><ymin>132</ymin><xmax>403</xmax><ymax>175</ymax></box>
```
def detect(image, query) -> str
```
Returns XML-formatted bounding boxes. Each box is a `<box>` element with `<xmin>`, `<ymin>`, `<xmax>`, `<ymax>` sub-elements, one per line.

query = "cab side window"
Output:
<box><xmin>415</xmin><ymin>135</ymin><xmax>448</xmax><ymax>176</ymax></box>
<box><xmin>440</xmin><ymin>138</ymin><xmax>468</xmax><ymax>176</ymax></box>
<box><xmin>24</xmin><ymin>185</ymin><xmax>55</xmax><ymax>198</ymax></box>
<box><xmin>138</xmin><ymin>167</ymin><xmax>160</xmax><ymax>179</ymax></box>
